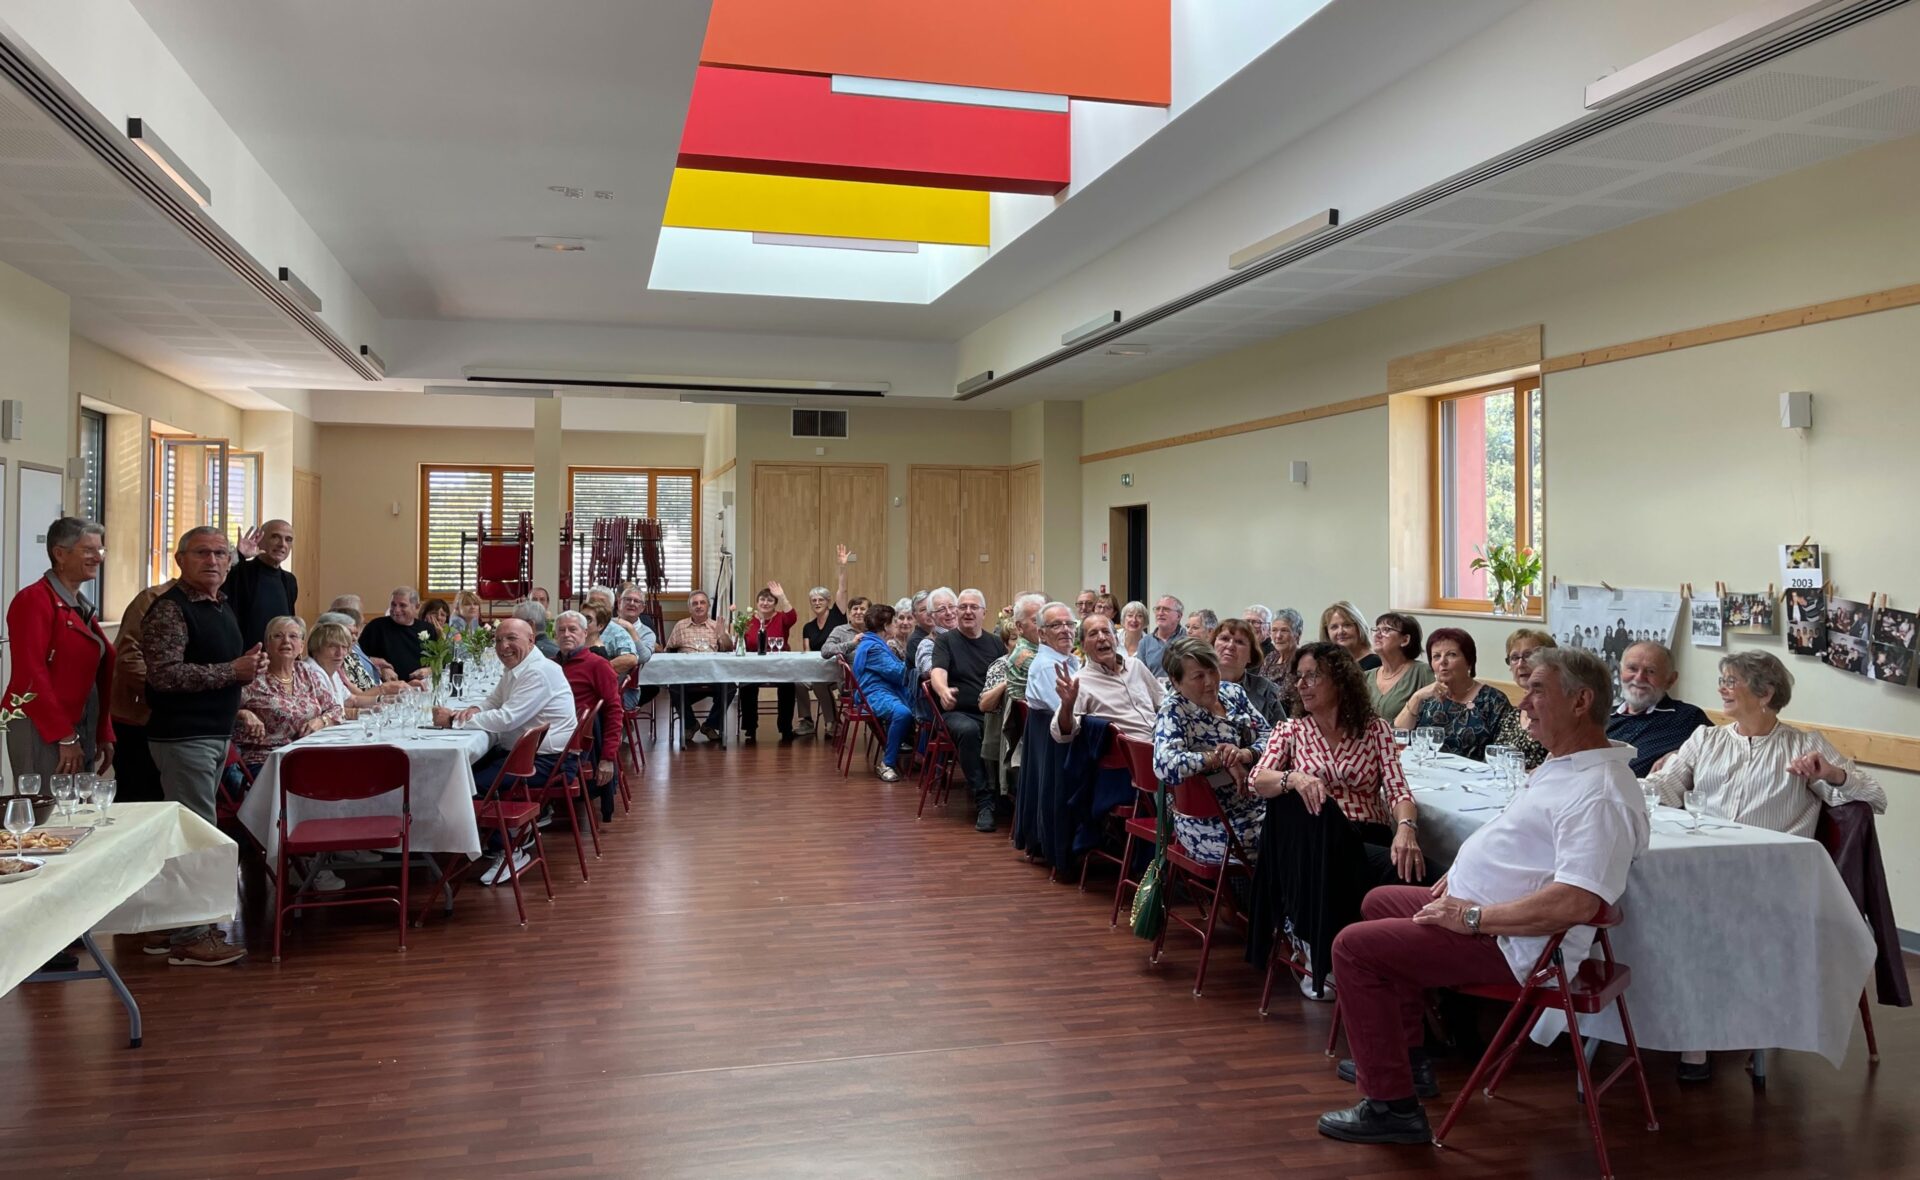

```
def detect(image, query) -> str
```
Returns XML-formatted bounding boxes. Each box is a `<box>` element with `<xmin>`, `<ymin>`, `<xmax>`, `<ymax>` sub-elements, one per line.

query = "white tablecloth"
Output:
<box><xmin>239</xmin><ymin>725</ymin><xmax>494</xmax><ymax>860</ymax></box>
<box><xmin>1407</xmin><ymin>752</ymin><xmax>1875</xmax><ymax>1064</ymax></box>
<box><xmin>0</xmin><ymin>802</ymin><xmax>236</xmax><ymax>996</ymax></box>
<box><xmin>638</xmin><ymin>651</ymin><xmax>840</xmax><ymax>685</ymax></box>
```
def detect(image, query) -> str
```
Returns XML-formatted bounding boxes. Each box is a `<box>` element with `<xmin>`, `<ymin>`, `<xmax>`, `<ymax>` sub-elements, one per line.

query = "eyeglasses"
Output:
<box><xmin>1041</xmin><ymin>619</ymin><xmax>1074</xmax><ymax>631</ymax></box>
<box><xmin>956</xmin><ymin>604</ymin><xmax>983</xmax><ymax>613</ymax></box>
<box><xmin>1506</xmin><ymin>650</ymin><xmax>1534</xmax><ymax>664</ymax></box>
<box><xmin>1371</xmin><ymin>625</ymin><xmax>1400</xmax><ymax>636</ymax></box>
<box><xmin>1296</xmin><ymin>671</ymin><xmax>1326</xmax><ymax>687</ymax></box>
<box><xmin>184</xmin><ymin>548</ymin><xmax>231</xmax><ymax>560</ymax></box>
<box><xmin>1715</xmin><ymin>676</ymin><xmax>1742</xmax><ymax>689</ymax></box>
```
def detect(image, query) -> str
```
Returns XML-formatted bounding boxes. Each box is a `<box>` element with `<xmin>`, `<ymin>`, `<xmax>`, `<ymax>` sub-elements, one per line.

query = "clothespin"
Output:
<box><xmin>1600</xmin><ymin>580</ymin><xmax>1615</xmax><ymax>592</ymax></box>
<box><xmin>1767</xmin><ymin>582</ymin><xmax>1773</xmax><ymax>599</ymax></box>
<box><xmin>1799</xmin><ymin>535</ymin><xmax>1811</xmax><ymax>547</ymax></box>
<box><xmin>1550</xmin><ymin>574</ymin><xmax>1560</xmax><ymax>590</ymax></box>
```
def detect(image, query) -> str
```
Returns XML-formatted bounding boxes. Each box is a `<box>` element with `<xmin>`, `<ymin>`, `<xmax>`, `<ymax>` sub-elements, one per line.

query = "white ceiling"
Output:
<box><xmin>963</xmin><ymin>0</ymin><xmax>1920</xmax><ymax>403</ymax></box>
<box><xmin>128</xmin><ymin>0</ymin><xmax>1525</xmax><ymax>343</ymax></box>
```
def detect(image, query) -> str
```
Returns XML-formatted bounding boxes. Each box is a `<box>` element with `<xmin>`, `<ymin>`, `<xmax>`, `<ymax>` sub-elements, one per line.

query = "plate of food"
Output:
<box><xmin>0</xmin><ymin>827</ymin><xmax>91</xmax><ymax>855</ymax></box>
<box><xmin>0</xmin><ymin>855</ymin><xmax>46</xmax><ymax>883</ymax></box>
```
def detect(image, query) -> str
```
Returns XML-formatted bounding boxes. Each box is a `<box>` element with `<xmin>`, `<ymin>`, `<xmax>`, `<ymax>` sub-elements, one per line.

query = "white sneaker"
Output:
<box><xmin>479</xmin><ymin>847</ymin><xmax>532</xmax><ymax>887</ymax></box>
<box><xmin>308</xmin><ymin>869</ymin><xmax>346</xmax><ymax>893</ymax></box>
<box><xmin>793</xmin><ymin>719</ymin><xmax>816</xmax><ymax>736</ymax></box>
<box><xmin>334</xmin><ymin>848</ymin><xmax>386</xmax><ymax>865</ymax></box>
<box><xmin>1300</xmin><ymin>971</ymin><xmax>1336</xmax><ymax>1002</ymax></box>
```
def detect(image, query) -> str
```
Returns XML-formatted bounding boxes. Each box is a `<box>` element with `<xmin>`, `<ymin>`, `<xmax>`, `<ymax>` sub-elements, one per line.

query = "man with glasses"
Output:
<box><xmin>1074</xmin><ymin>590</ymin><xmax>1097</xmax><ymax>620</ymax></box>
<box><xmin>141</xmin><ymin>526</ymin><xmax>265</xmax><ymax>967</ymax></box>
<box><xmin>930</xmin><ymin>589</ymin><xmax>1006</xmax><ymax>832</ymax></box>
<box><xmin>1136</xmin><ymin>594</ymin><xmax>1185</xmax><ymax>677</ymax></box>
<box><xmin>1026</xmin><ymin>602</ymin><xmax>1079</xmax><ymax>715</ymax></box>
<box><xmin>1606</xmin><ymin>640</ymin><xmax>1710</xmax><ymax>776</ymax></box>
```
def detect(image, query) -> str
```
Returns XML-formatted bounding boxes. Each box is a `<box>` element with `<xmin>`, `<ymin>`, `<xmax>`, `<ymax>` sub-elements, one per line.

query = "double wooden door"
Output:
<box><xmin>908</xmin><ymin>466</ymin><xmax>1012</xmax><ymax>609</ymax></box>
<box><xmin>751</xmin><ymin>463</ymin><xmax>887</xmax><ymax>606</ymax></box>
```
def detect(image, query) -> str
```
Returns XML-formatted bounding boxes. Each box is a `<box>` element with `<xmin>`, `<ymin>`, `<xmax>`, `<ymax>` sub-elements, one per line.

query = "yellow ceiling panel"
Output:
<box><xmin>663</xmin><ymin>168</ymin><xmax>989</xmax><ymax>247</ymax></box>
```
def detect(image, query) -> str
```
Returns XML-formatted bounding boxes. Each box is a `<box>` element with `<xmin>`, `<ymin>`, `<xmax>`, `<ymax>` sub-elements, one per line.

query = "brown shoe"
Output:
<box><xmin>167</xmin><ymin>934</ymin><xmax>246</xmax><ymax>967</ymax></box>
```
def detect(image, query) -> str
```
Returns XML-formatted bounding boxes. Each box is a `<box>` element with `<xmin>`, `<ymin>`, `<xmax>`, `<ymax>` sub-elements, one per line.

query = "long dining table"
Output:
<box><xmin>637</xmin><ymin>650</ymin><xmax>842</xmax><ymax>747</ymax></box>
<box><xmin>1405</xmin><ymin>751</ymin><xmax>1875</xmax><ymax>1065</ymax></box>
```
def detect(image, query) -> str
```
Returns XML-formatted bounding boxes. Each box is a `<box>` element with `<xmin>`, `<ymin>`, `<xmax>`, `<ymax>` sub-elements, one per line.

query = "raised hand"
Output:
<box><xmin>835</xmin><ymin>544</ymin><xmax>851</xmax><ymax>566</ymax></box>
<box><xmin>1055</xmin><ymin>664</ymin><xmax>1078</xmax><ymax>711</ymax></box>
<box><xmin>236</xmin><ymin>524</ymin><xmax>262</xmax><ymax>559</ymax></box>
<box><xmin>767</xmin><ymin>580</ymin><xmax>786</xmax><ymax>601</ymax></box>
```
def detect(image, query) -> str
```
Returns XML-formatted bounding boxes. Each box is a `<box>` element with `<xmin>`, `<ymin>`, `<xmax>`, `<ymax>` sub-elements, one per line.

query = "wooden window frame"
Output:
<box><xmin>417</xmin><ymin>464</ymin><xmax>532</xmax><ymax>597</ymax></box>
<box><xmin>566</xmin><ymin>465</ymin><xmax>702</xmax><ymax>600</ymax></box>
<box><xmin>1427</xmin><ymin>375</ymin><xmax>1543</xmax><ymax>616</ymax></box>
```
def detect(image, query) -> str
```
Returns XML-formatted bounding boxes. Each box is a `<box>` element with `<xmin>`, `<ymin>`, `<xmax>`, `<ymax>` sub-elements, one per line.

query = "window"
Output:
<box><xmin>1432</xmin><ymin>376</ymin><xmax>1543</xmax><ymax>611</ymax></box>
<box><xmin>223</xmin><ymin>452</ymin><xmax>263</xmax><ymax>549</ymax></box>
<box><xmin>567</xmin><ymin>467</ymin><xmax>699</xmax><ymax>594</ymax></box>
<box><xmin>77</xmin><ymin>409</ymin><xmax>106</xmax><ymax>604</ymax></box>
<box><xmin>149</xmin><ymin>435</ymin><xmax>258</xmax><ymax>586</ymax></box>
<box><xmin>419</xmin><ymin>465</ymin><xmax>533</xmax><ymax>596</ymax></box>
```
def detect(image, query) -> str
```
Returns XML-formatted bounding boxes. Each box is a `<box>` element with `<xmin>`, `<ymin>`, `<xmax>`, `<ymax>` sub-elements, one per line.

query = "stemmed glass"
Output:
<box><xmin>4</xmin><ymin>796</ymin><xmax>32</xmax><ymax>848</ymax></box>
<box><xmin>50</xmin><ymin>774</ymin><xmax>76</xmax><ymax>824</ymax></box>
<box><xmin>17</xmin><ymin>774</ymin><xmax>41</xmax><ymax>802</ymax></box>
<box><xmin>94</xmin><ymin>773</ymin><xmax>117</xmax><ymax>826</ymax></box>
<box><xmin>75</xmin><ymin>772</ymin><xmax>98</xmax><ymax>821</ymax></box>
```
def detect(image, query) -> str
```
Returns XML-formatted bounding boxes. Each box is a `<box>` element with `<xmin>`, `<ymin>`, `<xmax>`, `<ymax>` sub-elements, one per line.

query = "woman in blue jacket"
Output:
<box><xmin>852</xmin><ymin>602</ymin><xmax>912</xmax><ymax>782</ymax></box>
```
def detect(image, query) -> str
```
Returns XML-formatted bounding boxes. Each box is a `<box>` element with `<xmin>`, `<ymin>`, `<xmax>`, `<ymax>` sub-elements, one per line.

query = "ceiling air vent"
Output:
<box><xmin>792</xmin><ymin>408</ymin><xmax>848</xmax><ymax>439</ymax></box>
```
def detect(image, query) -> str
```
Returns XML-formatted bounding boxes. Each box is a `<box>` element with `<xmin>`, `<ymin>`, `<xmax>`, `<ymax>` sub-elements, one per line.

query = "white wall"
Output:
<box><xmin>1077</xmin><ymin>132</ymin><xmax>1920</xmax><ymax>918</ymax></box>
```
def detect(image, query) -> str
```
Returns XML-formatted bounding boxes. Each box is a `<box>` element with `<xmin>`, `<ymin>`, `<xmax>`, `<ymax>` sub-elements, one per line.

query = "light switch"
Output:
<box><xmin>978</xmin><ymin>553</ymin><xmax>990</xmax><ymax>563</ymax></box>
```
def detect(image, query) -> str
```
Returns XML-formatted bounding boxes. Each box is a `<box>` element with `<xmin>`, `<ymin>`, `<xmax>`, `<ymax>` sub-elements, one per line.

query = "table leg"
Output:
<box><xmin>24</xmin><ymin>932</ymin><xmax>144</xmax><ymax>1048</ymax></box>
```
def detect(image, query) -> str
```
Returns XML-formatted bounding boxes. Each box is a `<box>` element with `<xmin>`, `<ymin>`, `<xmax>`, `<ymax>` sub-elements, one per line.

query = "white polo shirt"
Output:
<box><xmin>1444</xmin><ymin>741</ymin><xmax>1649</xmax><ymax>980</ymax></box>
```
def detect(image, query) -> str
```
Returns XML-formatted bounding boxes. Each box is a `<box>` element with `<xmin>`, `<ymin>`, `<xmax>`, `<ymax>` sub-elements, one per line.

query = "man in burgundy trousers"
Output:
<box><xmin>1318</xmin><ymin>647</ymin><xmax>1648</xmax><ymax>1145</ymax></box>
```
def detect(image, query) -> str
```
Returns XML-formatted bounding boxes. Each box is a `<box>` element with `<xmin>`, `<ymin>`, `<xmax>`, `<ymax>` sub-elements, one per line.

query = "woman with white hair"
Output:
<box><xmin>1119</xmin><ymin>600</ymin><xmax>1151</xmax><ymax>662</ymax></box>
<box><xmin>1259</xmin><ymin>607</ymin><xmax>1305</xmax><ymax>709</ymax></box>
<box><xmin>1644</xmin><ymin>650</ymin><xmax>1885</xmax><ymax>839</ymax></box>
<box><xmin>234</xmin><ymin>616</ymin><xmax>341</xmax><ymax>771</ymax></box>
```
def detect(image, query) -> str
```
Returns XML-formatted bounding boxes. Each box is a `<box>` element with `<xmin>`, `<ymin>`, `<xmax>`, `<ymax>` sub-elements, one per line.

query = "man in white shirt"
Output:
<box><xmin>1317</xmin><ymin>647</ymin><xmax>1648</xmax><ymax>1148</ymax></box>
<box><xmin>434</xmin><ymin>618</ymin><xmax>577</xmax><ymax>798</ymax></box>
<box><xmin>1053</xmin><ymin>614</ymin><xmax>1161</xmax><ymax>743</ymax></box>
<box><xmin>1025</xmin><ymin>601</ymin><xmax>1077</xmax><ymax>715</ymax></box>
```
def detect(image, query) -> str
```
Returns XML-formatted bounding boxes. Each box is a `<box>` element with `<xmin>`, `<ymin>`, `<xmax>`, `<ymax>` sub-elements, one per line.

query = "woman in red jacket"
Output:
<box><xmin>5</xmin><ymin>517</ymin><xmax>115</xmax><ymax>779</ymax></box>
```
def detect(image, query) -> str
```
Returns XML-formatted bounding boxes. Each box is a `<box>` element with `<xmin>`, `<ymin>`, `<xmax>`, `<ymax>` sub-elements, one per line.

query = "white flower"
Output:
<box><xmin>418</xmin><ymin>630</ymin><xmax>430</xmax><ymax>640</ymax></box>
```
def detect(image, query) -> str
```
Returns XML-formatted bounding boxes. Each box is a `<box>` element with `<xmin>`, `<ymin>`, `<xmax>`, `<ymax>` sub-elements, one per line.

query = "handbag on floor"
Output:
<box><xmin>1130</xmin><ymin>779</ymin><xmax>1171</xmax><ymax>940</ymax></box>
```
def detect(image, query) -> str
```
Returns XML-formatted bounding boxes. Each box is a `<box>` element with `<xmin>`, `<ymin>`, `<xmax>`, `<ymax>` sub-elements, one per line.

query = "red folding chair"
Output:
<box><xmin>523</xmin><ymin>702</ymin><xmax>603</xmax><ymax>882</ymax></box>
<box><xmin>1077</xmin><ymin>729</ymin><xmax>1142</xmax><ymax>891</ymax></box>
<box><xmin>1149</xmin><ymin>773</ymin><xmax>1256</xmax><ymax>997</ymax></box>
<box><xmin>1431</xmin><ymin>901</ymin><xmax>1658</xmax><ymax>1179</ymax></box>
<box><xmin>417</xmin><ymin>725</ymin><xmax>554</xmax><ymax>927</ymax></box>
<box><xmin>271</xmin><ymin>744</ymin><xmax>411</xmax><ymax>962</ymax></box>
<box><xmin>916</xmin><ymin>682</ymin><xmax>959</xmax><ymax>817</ymax></box>
<box><xmin>1108</xmin><ymin>736</ymin><xmax>1163</xmax><ymax>928</ymax></box>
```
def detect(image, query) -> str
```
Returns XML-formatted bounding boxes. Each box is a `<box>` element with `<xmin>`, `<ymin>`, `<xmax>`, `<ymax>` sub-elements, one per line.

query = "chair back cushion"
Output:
<box><xmin>281</xmin><ymin>744</ymin><xmax>411</xmax><ymax>805</ymax></box>
<box><xmin>504</xmin><ymin>725</ymin><xmax>550</xmax><ymax>777</ymax></box>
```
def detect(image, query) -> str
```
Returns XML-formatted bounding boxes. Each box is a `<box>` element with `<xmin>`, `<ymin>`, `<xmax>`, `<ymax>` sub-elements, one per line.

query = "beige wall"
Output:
<box><xmin>733</xmin><ymin>403</ymin><xmax>1013</xmax><ymax>601</ymax></box>
<box><xmin>1076</xmin><ymin>133</ymin><xmax>1920</xmax><ymax>917</ymax></box>
<box><xmin>314</xmin><ymin>424</ymin><xmax>704</xmax><ymax>614</ymax></box>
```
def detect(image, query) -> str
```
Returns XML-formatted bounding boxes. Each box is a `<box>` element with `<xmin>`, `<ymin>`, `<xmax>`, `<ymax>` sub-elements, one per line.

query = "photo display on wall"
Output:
<box><xmin>1825</xmin><ymin>597</ymin><xmax>1872</xmax><ymax>677</ymax></box>
<box><xmin>1690</xmin><ymin>597</ymin><xmax>1724</xmax><ymax>648</ymax></box>
<box><xmin>1871</xmin><ymin>604</ymin><xmax>1918</xmax><ymax>686</ymax></box>
<box><xmin>1722</xmin><ymin>591</ymin><xmax>1775</xmax><ymax>633</ymax></box>
<box><xmin>1784</xmin><ymin>586</ymin><xmax>1827</xmax><ymax>655</ymax></box>
<box><xmin>1549</xmin><ymin>583</ymin><xmax>1683</xmax><ymax>698</ymax></box>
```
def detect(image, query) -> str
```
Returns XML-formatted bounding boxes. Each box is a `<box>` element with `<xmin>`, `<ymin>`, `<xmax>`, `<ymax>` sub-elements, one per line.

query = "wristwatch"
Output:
<box><xmin>1464</xmin><ymin>905</ymin><xmax>1483</xmax><ymax>936</ymax></box>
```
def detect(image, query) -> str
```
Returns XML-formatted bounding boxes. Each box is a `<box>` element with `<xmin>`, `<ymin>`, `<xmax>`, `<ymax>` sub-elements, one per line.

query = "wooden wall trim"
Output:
<box><xmin>1543</xmin><ymin>281</ymin><xmax>1920</xmax><ymax>373</ymax></box>
<box><xmin>1486</xmin><ymin>679</ymin><xmax>1920</xmax><ymax>774</ymax></box>
<box><xmin>1075</xmin><ymin>278</ymin><xmax>1920</xmax><ymax>466</ymax></box>
<box><xmin>1078</xmin><ymin>394</ymin><xmax>1387</xmax><ymax>464</ymax></box>
<box><xmin>705</xmin><ymin>457</ymin><xmax>737</xmax><ymax>480</ymax></box>
<box><xmin>1387</xmin><ymin>324</ymin><xmax>1541</xmax><ymax>393</ymax></box>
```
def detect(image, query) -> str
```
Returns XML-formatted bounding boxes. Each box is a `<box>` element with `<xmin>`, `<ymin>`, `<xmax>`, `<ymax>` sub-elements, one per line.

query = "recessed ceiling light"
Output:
<box><xmin>534</xmin><ymin>237</ymin><xmax>589</xmax><ymax>252</ymax></box>
<box><xmin>1106</xmin><ymin>345</ymin><xmax>1151</xmax><ymax>357</ymax></box>
<box><xmin>593</xmin><ymin>190</ymin><xmax>615</xmax><ymax>200</ymax></box>
<box><xmin>548</xmin><ymin>185</ymin><xmax>581</xmax><ymax>198</ymax></box>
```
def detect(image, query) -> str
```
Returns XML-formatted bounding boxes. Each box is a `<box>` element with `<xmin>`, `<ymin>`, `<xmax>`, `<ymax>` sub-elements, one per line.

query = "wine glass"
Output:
<box><xmin>1682</xmin><ymin>792</ymin><xmax>1713</xmax><ymax>835</ymax></box>
<box><xmin>95</xmin><ymin>774</ymin><xmax>117</xmax><ymax>826</ymax></box>
<box><xmin>50</xmin><ymin>774</ymin><xmax>76</xmax><ymax>824</ymax></box>
<box><xmin>17</xmin><ymin>773</ymin><xmax>40</xmax><ymax>802</ymax></box>
<box><xmin>770</xmin><ymin>636</ymin><xmax>786</xmax><ymax>653</ymax></box>
<box><xmin>75</xmin><ymin>772</ymin><xmax>98</xmax><ymax>820</ymax></box>
<box><xmin>4</xmin><ymin>796</ymin><xmax>32</xmax><ymax>847</ymax></box>
<box><xmin>1392</xmin><ymin>729</ymin><xmax>1411</xmax><ymax>757</ymax></box>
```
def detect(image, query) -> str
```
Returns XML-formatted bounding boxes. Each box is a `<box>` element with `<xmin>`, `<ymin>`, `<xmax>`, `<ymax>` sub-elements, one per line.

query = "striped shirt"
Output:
<box><xmin>1256</xmin><ymin>714</ymin><xmax>1412</xmax><ymax>828</ymax></box>
<box><xmin>1641</xmin><ymin>721</ymin><xmax>1887</xmax><ymax>838</ymax></box>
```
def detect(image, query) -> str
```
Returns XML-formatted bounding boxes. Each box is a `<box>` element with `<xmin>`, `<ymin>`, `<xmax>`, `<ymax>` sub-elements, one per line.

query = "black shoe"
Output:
<box><xmin>39</xmin><ymin>950</ymin><xmax>81</xmax><ymax>973</ymax></box>
<box><xmin>1676</xmin><ymin>1057</ymin><xmax>1713</xmax><ymax>1084</ymax></box>
<box><xmin>742</xmin><ymin>731</ymin><xmax>756</xmax><ymax>744</ymax></box>
<box><xmin>1338</xmin><ymin>1057</ymin><xmax>1440</xmax><ymax>1099</ymax></box>
<box><xmin>778</xmin><ymin>730</ymin><xmax>795</xmax><ymax>742</ymax></box>
<box><xmin>975</xmin><ymin>803</ymin><xmax>997</xmax><ymax>832</ymax></box>
<box><xmin>1316</xmin><ymin>1098</ymin><xmax>1432</xmax><ymax>1145</ymax></box>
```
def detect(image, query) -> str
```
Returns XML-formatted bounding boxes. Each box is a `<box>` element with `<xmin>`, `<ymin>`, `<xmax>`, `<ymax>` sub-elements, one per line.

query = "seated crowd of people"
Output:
<box><xmin>7</xmin><ymin>515</ymin><xmax>1891</xmax><ymax>1150</ymax></box>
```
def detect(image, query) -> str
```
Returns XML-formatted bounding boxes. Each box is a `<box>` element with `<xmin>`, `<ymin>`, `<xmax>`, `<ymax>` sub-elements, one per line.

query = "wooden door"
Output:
<box><xmin>819</xmin><ymin>464</ymin><xmax>887</xmax><ymax>604</ymax></box>
<box><xmin>908</xmin><ymin>466</ymin><xmax>961</xmax><ymax>594</ymax></box>
<box><xmin>959</xmin><ymin>467</ymin><xmax>1010</xmax><ymax>610</ymax></box>
<box><xmin>1007</xmin><ymin>462</ymin><xmax>1042</xmax><ymax>599</ymax></box>
<box><xmin>292</xmin><ymin>468</ymin><xmax>321</xmax><ymax>588</ymax></box>
<box><xmin>751</xmin><ymin>464</ymin><xmax>821</xmax><ymax>600</ymax></box>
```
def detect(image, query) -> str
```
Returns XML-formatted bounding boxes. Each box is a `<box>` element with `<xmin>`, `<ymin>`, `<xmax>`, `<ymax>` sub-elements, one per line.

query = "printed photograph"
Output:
<box><xmin>1871</xmin><ymin>642</ymin><xmax>1915</xmax><ymax>686</ymax></box>
<box><xmin>1789</xmin><ymin>620</ymin><xmax>1828</xmax><ymax>655</ymax></box>
<box><xmin>1823</xmin><ymin>633</ymin><xmax>1869</xmax><ymax>676</ymax></box>
<box><xmin>1723</xmin><ymin>591</ymin><xmax>1775</xmax><ymax>633</ymax></box>
<box><xmin>1690</xmin><ymin>598</ymin><xmax>1724</xmax><ymax>647</ymax></box>
<box><xmin>1780</xmin><ymin>542</ymin><xmax>1822</xmax><ymax>590</ymax></box>
<box><xmin>1828</xmin><ymin>597</ymin><xmax>1871</xmax><ymax>640</ymax></box>
<box><xmin>1871</xmin><ymin>605</ymin><xmax>1918</xmax><ymax>651</ymax></box>
<box><xmin>1784</xmin><ymin>587</ymin><xmax>1826</xmax><ymax>626</ymax></box>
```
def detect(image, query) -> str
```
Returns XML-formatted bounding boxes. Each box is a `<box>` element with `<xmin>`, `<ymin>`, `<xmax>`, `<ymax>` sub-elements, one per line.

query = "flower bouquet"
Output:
<box><xmin>730</xmin><ymin>608</ymin><xmax>751</xmax><ymax>656</ymax></box>
<box><xmin>420</xmin><ymin>633</ymin><xmax>461</xmax><ymax>703</ymax></box>
<box><xmin>1469</xmin><ymin>542</ymin><xmax>1543</xmax><ymax>615</ymax></box>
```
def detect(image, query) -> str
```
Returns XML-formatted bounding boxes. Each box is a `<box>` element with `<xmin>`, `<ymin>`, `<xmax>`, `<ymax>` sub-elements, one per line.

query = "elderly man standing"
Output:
<box><xmin>1606</xmin><ymin>640</ymin><xmax>1711</xmax><ymax>776</ymax></box>
<box><xmin>1316</xmin><ymin>648</ymin><xmax>1647</xmax><ymax>1146</ymax></box>
<box><xmin>1136</xmin><ymin>594</ymin><xmax>1185</xmax><ymax>676</ymax></box>
<box><xmin>360</xmin><ymin>587</ymin><xmax>439</xmax><ymax>681</ymax></box>
<box><xmin>224</xmin><ymin>520</ymin><xmax>297</xmax><ymax>648</ymax></box>
<box><xmin>142</xmin><ymin>526</ymin><xmax>265</xmax><ymax>967</ymax></box>
<box><xmin>553</xmin><ymin>610</ymin><xmax>624</xmax><ymax>823</ymax></box>
<box><xmin>930</xmin><ymin>588</ymin><xmax>1007</xmax><ymax>833</ymax></box>
<box><xmin>436</xmin><ymin>618</ymin><xmax>576</xmax><ymax>802</ymax></box>
<box><xmin>1053</xmin><ymin>614</ymin><xmax>1162</xmax><ymax>743</ymax></box>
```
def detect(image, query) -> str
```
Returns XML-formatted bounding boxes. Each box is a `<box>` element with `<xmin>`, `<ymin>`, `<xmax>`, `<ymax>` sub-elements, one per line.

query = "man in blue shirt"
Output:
<box><xmin>1606</xmin><ymin>641</ymin><xmax>1711</xmax><ymax>776</ymax></box>
<box><xmin>1135</xmin><ymin>594</ymin><xmax>1186</xmax><ymax>677</ymax></box>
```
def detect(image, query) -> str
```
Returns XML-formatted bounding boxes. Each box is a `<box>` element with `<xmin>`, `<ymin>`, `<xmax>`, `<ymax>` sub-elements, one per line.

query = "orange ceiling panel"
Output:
<box><xmin>700</xmin><ymin>0</ymin><xmax>1171</xmax><ymax>106</ymax></box>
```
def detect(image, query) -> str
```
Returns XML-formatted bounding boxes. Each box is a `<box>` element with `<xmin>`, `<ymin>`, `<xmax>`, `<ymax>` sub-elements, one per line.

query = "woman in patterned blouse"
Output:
<box><xmin>234</xmin><ymin>615</ymin><xmax>342</xmax><ymax>769</ymax></box>
<box><xmin>1493</xmin><ymin>628</ymin><xmax>1555</xmax><ymax>770</ymax></box>
<box><xmin>1394</xmin><ymin>627</ymin><xmax>1513</xmax><ymax>761</ymax></box>
<box><xmin>1151</xmin><ymin>637</ymin><xmax>1272</xmax><ymax>865</ymax></box>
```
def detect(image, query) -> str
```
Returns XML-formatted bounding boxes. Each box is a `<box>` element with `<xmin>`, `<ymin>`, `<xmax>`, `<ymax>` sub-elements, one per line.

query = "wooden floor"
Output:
<box><xmin>4</xmin><ymin>733</ymin><xmax>1915</xmax><ymax>1178</ymax></box>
